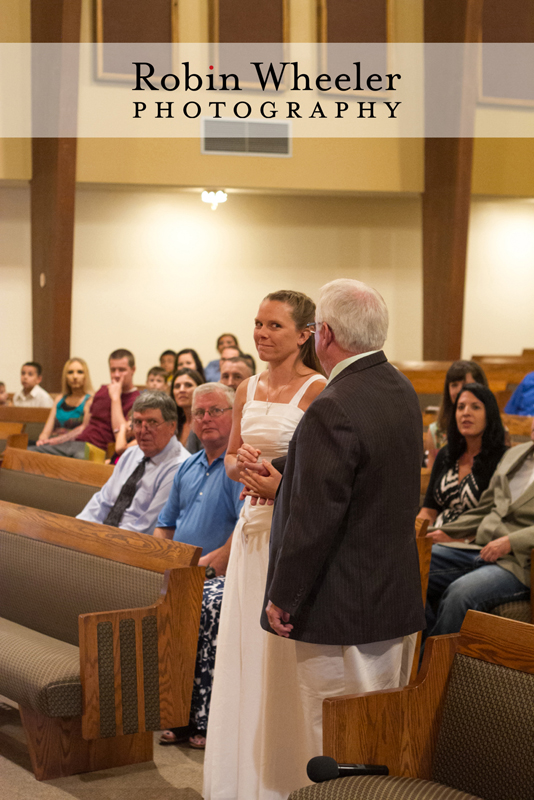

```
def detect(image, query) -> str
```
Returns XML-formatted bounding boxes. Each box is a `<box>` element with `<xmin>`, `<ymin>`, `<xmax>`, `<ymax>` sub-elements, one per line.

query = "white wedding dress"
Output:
<box><xmin>204</xmin><ymin>372</ymin><xmax>323</xmax><ymax>800</ymax></box>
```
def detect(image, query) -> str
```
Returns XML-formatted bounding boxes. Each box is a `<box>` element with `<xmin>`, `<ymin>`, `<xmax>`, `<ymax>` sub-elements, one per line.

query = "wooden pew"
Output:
<box><xmin>0</xmin><ymin>422</ymin><xmax>24</xmax><ymax>437</ymax></box>
<box><xmin>320</xmin><ymin>612</ymin><xmax>534</xmax><ymax>794</ymax></box>
<box><xmin>0</xmin><ymin>447</ymin><xmax>113</xmax><ymax>516</ymax></box>
<box><xmin>0</xmin><ymin>501</ymin><xmax>204</xmax><ymax>780</ymax></box>
<box><xmin>0</xmin><ymin>422</ymin><xmax>25</xmax><ymax>456</ymax></box>
<box><xmin>0</xmin><ymin>406</ymin><xmax>50</xmax><ymax>442</ymax></box>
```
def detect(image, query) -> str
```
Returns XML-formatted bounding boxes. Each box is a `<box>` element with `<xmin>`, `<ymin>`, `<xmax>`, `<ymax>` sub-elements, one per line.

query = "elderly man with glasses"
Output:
<box><xmin>77</xmin><ymin>390</ymin><xmax>190</xmax><ymax>533</ymax></box>
<box><xmin>154</xmin><ymin>382</ymin><xmax>244</xmax><ymax>750</ymax></box>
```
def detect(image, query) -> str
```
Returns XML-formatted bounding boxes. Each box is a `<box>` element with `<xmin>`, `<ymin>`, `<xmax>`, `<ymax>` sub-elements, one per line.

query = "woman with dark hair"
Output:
<box><xmin>419</xmin><ymin>383</ymin><xmax>507</xmax><ymax>530</ymax></box>
<box><xmin>205</xmin><ymin>333</ymin><xmax>240</xmax><ymax>382</ymax></box>
<box><xmin>426</xmin><ymin>360</ymin><xmax>488</xmax><ymax>468</ymax></box>
<box><xmin>204</xmin><ymin>291</ymin><xmax>326</xmax><ymax>799</ymax></box>
<box><xmin>170</xmin><ymin>367</ymin><xmax>205</xmax><ymax>453</ymax></box>
<box><xmin>175</xmin><ymin>349</ymin><xmax>206</xmax><ymax>382</ymax></box>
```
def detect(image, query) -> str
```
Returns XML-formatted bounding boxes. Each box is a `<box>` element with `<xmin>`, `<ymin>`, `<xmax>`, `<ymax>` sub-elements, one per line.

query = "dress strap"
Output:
<box><xmin>246</xmin><ymin>372</ymin><xmax>262</xmax><ymax>402</ymax></box>
<box><xmin>289</xmin><ymin>374</ymin><xmax>324</xmax><ymax>406</ymax></box>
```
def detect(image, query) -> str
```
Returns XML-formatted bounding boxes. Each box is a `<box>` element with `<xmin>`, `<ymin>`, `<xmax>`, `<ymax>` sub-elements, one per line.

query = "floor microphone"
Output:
<box><xmin>307</xmin><ymin>756</ymin><xmax>389</xmax><ymax>783</ymax></box>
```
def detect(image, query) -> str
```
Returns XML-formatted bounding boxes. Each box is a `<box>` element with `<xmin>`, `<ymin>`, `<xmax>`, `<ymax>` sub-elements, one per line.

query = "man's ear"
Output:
<box><xmin>321</xmin><ymin>322</ymin><xmax>335</xmax><ymax>346</ymax></box>
<box><xmin>36</xmin><ymin>374</ymin><xmax>43</xmax><ymax>385</ymax></box>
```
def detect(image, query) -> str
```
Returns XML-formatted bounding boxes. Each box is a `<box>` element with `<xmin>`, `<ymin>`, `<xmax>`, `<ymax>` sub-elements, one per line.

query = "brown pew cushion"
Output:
<box><xmin>0</xmin><ymin>470</ymin><xmax>99</xmax><ymax>517</ymax></box>
<box><xmin>0</xmin><ymin>617</ymin><xmax>81</xmax><ymax>717</ymax></box>
<box><xmin>288</xmin><ymin>776</ymin><xmax>481</xmax><ymax>799</ymax></box>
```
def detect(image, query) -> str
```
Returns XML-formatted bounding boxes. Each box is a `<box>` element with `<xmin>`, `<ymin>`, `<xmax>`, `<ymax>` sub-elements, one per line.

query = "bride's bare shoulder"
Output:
<box><xmin>300</xmin><ymin>373</ymin><xmax>327</xmax><ymax>409</ymax></box>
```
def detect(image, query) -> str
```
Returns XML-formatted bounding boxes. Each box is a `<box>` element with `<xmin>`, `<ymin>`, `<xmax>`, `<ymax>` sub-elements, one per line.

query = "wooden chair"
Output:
<box><xmin>0</xmin><ymin>501</ymin><xmax>204</xmax><ymax>780</ymax></box>
<box><xmin>0</xmin><ymin>447</ymin><xmax>113</xmax><ymax>516</ymax></box>
<box><xmin>289</xmin><ymin>612</ymin><xmax>534</xmax><ymax>800</ymax></box>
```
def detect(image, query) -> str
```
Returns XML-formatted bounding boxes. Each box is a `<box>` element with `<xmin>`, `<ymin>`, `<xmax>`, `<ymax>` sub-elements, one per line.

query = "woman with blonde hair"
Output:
<box><xmin>35</xmin><ymin>358</ymin><xmax>93</xmax><ymax>446</ymax></box>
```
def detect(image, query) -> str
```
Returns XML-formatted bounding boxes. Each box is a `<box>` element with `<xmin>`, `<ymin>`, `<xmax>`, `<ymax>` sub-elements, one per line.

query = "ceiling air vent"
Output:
<box><xmin>201</xmin><ymin>119</ymin><xmax>291</xmax><ymax>157</ymax></box>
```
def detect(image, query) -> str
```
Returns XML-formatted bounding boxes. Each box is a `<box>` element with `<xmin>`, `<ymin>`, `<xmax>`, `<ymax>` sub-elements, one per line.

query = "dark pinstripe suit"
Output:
<box><xmin>261</xmin><ymin>351</ymin><xmax>426</xmax><ymax>646</ymax></box>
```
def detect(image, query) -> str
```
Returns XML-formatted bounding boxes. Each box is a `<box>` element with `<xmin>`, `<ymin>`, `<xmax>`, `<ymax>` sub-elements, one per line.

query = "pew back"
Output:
<box><xmin>0</xmin><ymin>448</ymin><xmax>113</xmax><ymax>517</ymax></box>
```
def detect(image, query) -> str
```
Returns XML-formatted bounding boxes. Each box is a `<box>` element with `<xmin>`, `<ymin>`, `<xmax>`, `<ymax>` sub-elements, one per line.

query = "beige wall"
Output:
<box><xmin>0</xmin><ymin>183</ymin><xmax>423</xmax><ymax>390</ymax></box>
<box><xmin>3</xmin><ymin>186</ymin><xmax>534</xmax><ymax>393</ymax></box>
<box><xmin>462</xmin><ymin>197</ymin><xmax>534</xmax><ymax>357</ymax></box>
<box><xmin>0</xmin><ymin>185</ymin><xmax>32</xmax><ymax>390</ymax></box>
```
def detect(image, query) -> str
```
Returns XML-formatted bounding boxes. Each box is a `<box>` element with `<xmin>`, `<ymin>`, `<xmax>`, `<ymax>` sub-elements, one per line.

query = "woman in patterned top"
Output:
<box><xmin>419</xmin><ymin>383</ymin><xmax>507</xmax><ymax>532</ymax></box>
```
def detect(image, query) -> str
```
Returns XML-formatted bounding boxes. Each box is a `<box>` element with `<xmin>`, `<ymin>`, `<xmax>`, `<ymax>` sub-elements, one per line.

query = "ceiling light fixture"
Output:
<box><xmin>201</xmin><ymin>190</ymin><xmax>228</xmax><ymax>211</ymax></box>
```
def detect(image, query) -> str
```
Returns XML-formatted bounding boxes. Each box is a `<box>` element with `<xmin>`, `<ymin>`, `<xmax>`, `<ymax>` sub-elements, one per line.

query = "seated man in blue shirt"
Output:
<box><xmin>154</xmin><ymin>382</ymin><xmax>243</xmax><ymax>749</ymax></box>
<box><xmin>505</xmin><ymin>371</ymin><xmax>534</xmax><ymax>416</ymax></box>
<box><xmin>77</xmin><ymin>391</ymin><xmax>190</xmax><ymax>533</ymax></box>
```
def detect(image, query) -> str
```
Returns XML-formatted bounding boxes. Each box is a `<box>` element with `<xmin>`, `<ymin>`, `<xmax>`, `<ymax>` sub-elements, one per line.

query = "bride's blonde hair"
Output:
<box><xmin>263</xmin><ymin>290</ymin><xmax>324</xmax><ymax>374</ymax></box>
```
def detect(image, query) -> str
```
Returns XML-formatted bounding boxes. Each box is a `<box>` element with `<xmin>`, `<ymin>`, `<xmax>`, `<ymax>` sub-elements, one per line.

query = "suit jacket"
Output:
<box><xmin>261</xmin><ymin>351</ymin><xmax>426</xmax><ymax>646</ymax></box>
<box><xmin>441</xmin><ymin>442</ymin><xmax>534</xmax><ymax>587</ymax></box>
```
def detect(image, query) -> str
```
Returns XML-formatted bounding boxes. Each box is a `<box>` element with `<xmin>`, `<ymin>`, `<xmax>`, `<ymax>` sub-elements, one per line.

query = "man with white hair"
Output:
<box><xmin>261</xmin><ymin>278</ymin><xmax>425</xmax><ymax>778</ymax></box>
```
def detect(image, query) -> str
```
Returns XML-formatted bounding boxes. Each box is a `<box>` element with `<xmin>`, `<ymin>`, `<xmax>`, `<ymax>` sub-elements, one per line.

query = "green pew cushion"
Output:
<box><xmin>0</xmin><ymin>617</ymin><xmax>81</xmax><ymax>717</ymax></box>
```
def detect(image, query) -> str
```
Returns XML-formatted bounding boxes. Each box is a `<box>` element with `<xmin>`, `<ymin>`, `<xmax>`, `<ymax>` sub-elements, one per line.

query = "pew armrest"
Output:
<box><xmin>79</xmin><ymin>565</ymin><xmax>204</xmax><ymax>740</ymax></box>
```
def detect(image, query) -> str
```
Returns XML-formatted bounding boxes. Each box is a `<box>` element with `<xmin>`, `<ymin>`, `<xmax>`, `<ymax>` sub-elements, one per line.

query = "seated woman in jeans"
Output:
<box><xmin>419</xmin><ymin>384</ymin><xmax>508</xmax><ymax>638</ymax></box>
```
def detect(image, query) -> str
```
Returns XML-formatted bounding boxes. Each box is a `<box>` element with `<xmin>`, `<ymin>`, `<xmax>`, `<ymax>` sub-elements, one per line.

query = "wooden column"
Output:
<box><xmin>422</xmin><ymin>0</ymin><xmax>483</xmax><ymax>361</ymax></box>
<box><xmin>31</xmin><ymin>0</ymin><xmax>81</xmax><ymax>391</ymax></box>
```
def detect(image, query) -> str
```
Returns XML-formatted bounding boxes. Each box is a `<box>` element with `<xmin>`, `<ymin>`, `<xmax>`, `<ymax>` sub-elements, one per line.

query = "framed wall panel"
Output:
<box><xmin>95</xmin><ymin>0</ymin><xmax>178</xmax><ymax>82</ymax></box>
<box><xmin>209</xmin><ymin>0</ymin><xmax>290</xmax><ymax>91</ymax></box>
<box><xmin>317</xmin><ymin>0</ymin><xmax>393</xmax><ymax>97</ymax></box>
<box><xmin>479</xmin><ymin>0</ymin><xmax>534</xmax><ymax>107</ymax></box>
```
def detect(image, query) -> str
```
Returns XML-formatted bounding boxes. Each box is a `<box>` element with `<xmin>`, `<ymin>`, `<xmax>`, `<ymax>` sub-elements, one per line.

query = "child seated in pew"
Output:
<box><xmin>106</xmin><ymin>408</ymin><xmax>137</xmax><ymax>465</ymax></box>
<box><xmin>13</xmin><ymin>362</ymin><xmax>54</xmax><ymax>408</ymax></box>
<box><xmin>160</xmin><ymin>350</ymin><xmax>177</xmax><ymax>383</ymax></box>
<box><xmin>145</xmin><ymin>366</ymin><xmax>168</xmax><ymax>393</ymax></box>
<box><xmin>0</xmin><ymin>382</ymin><xmax>10</xmax><ymax>406</ymax></box>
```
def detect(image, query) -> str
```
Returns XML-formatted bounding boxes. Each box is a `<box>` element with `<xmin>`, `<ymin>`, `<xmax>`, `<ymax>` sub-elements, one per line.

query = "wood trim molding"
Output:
<box><xmin>0</xmin><ymin>500</ymin><xmax>201</xmax><ymax>572</ymax></box>
<box><xmin>2</xmin><ymin>447</ymin><xmax>114</xmax><ymax>487</ymax></box>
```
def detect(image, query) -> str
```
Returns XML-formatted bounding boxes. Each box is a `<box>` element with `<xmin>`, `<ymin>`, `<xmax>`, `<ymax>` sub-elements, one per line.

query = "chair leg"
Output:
<box><xmin>19</xmin><ymin>705</ymin><xmax>153</xmax><ymax>781</ymax></box>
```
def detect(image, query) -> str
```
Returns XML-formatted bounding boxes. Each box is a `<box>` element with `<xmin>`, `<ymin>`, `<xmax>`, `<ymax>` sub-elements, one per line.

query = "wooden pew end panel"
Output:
<box><xmin>19</xmin><ymin>706</ymin><xmax>152</xmax><ymax>781</ymax></box>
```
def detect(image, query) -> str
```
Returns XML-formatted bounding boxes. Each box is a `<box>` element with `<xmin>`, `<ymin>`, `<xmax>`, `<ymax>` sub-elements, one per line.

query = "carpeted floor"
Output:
<box><xmin>0</xmin><ymin>697</ymin><xmax>204</xmax><ymax>800</ymax></box>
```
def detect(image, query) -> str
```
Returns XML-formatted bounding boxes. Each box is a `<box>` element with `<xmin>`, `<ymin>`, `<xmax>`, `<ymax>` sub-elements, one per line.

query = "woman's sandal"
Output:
<box><xmin>159</xmin><ymin>727</ymin><xmax>190</xmax><ymax>746</ymax></box>
<box><xmin>189</xmin><ymin>732</ymin><xmax>206</xmax><ymax>749</ymax></box>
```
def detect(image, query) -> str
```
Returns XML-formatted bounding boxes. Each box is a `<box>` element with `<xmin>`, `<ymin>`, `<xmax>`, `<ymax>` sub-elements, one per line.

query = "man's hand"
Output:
<box><xmin>479</xmin><ymin>536</ymin><xmax>511</xmax><ymax>562</ymax></box>
<box><xmin>108</xmin><ymin>379</ymin><xmax>123</xmax><ymax>402</ymax></box>
<box><xmin>265</xmin><ymin>600</ymin><xmax>293</xmax><ymax>638</ymax></box>
<box><xmin>198</xmin><ymin>542</ymin><xmax>231</xmax><ymax>576</ymax></box>
<box><xmin>426</xmin><ymin>530</ymin><xmax>456</xmax><ymax>543</ymax></box>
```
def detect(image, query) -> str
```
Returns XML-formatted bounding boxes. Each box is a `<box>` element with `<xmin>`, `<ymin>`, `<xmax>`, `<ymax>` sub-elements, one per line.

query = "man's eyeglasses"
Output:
<box><xmin>192</xmin><ymin>407</ymin><xmax>232</xmax><ymax>420</ymax></box>
<box><xmin>305</xmin><ymin>321</ymin><xmax>323</xmax><ymax>333</ymax></box>
<box><xmin>132</xmin><ymin>418</ymin><xmax>167</xmax><ymax>430</ymax></box>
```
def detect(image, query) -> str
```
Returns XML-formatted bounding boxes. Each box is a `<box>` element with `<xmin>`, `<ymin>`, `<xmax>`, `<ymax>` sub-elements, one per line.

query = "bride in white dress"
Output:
<box><xmin>204</xmin><ymin>291</ymin><xmax>326</xmax><ymax>800</ymax></box>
